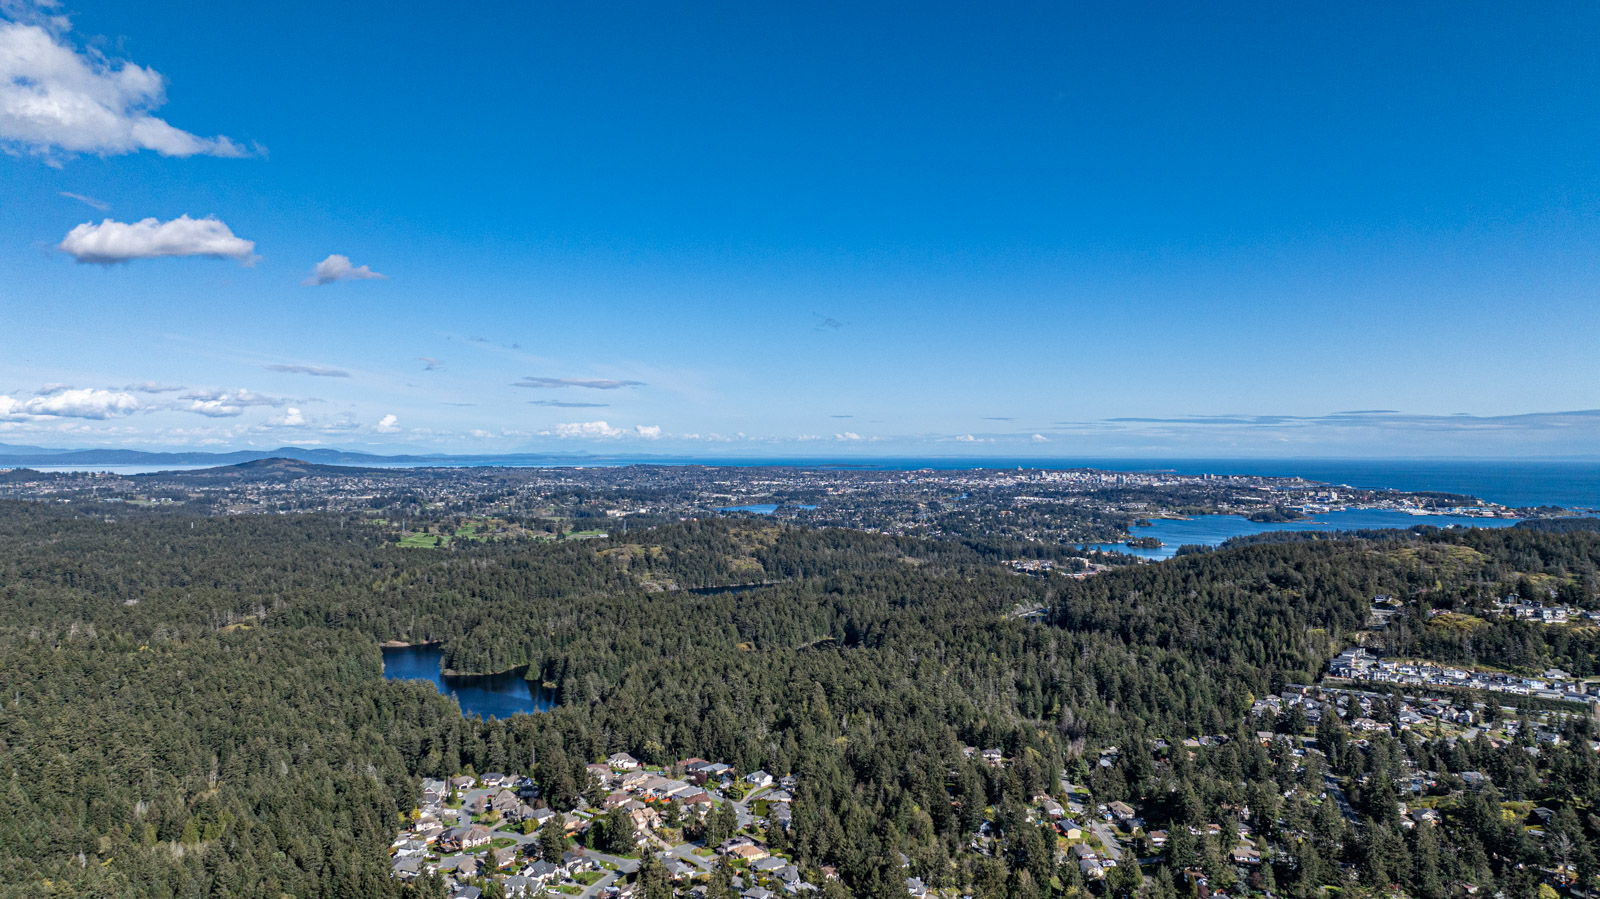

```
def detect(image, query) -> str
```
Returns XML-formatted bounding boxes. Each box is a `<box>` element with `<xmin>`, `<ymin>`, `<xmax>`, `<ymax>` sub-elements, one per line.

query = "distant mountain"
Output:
<box><xmin>0</xmin><ymin>445</ymin><xmax>493</xmax><ymax>468</ymax></box>
<box><xmin>0</xmin><ymin>442</ymin><xmax>72</xmax><ymax>456</ymax></box>
<box><xmin>133</xmin><ymin>457</ymin><xmax>393</xmax><ymax>483</ymax></box>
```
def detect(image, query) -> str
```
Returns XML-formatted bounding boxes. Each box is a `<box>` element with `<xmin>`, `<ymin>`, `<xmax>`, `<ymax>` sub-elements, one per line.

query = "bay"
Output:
<box><xmin>1081</xmin><ymin>508</ymin><xmax>1522</xmax><ymax>560</ymax></box>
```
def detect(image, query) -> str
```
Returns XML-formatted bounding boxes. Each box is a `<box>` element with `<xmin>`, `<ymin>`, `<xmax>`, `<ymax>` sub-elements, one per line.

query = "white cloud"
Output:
<box><xmin>185</xmin><ymin>399</ymin><xmax>243</xmax><ymax>418</ymax></box>
<box><xmin>1031</xmin><ymin>433</ymin><xmax>1049</xmax><ymax>442</ymax></box>
<box><xmin>375</xmin><ymin>413</ymin><xmax>400</xmax><ymax>433</ymax></box>
<box><xmin>179</xmin><ymin>388</ymin><xmax>284</xmax><ymax>418</ymax></box>
<box><xmin>634</xmin><ymin>424</ymin><xmax>662</xmax><ymax>439</ymax></box>
<box><xmin>59</xmin><ymin>215</ymin><xmax>256</xmax><ymax>264</ymax></box>
<box><xmin>0</xmin><ymin>387</ymin><xmax>139</xmax><ymax>419</ymax></box>
<box><xmin>834</xmin><ymin>432</ymin><xmax>863</xmax><ymax>441</ymax></box>
<box><xmin>276</xmin><ymin>407</ymin><xmax>307</xmax><ymax>427</ymax></box>
<box><xmin>0</xmin><ymin>20</ymin><xmax>248</xmax><ymax>160</ymax></box>
<box><xmin>552</xmin><ymin>420</ymin><xmax>624</xmax><ymax>439</ymax></box>
<box><xmin>303</xmin><ymin>254</ymin><xmax>386</xmax><ymax>286</ymax></box>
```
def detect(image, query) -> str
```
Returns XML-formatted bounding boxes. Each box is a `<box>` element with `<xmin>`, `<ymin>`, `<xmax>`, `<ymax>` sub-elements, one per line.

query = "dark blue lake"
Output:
<box><xmin>1082</xmin><ymin>508</ymin><xmax>1521</xmax><ymax>560</ymax></box>
<box><xmin>381</xmin><ymin>644</ymin><xmax>555</xmax><ymax>719</ymax></box>
<box><xmin>716</xmin><ymin>504</ymin><xmax>818</xmax><ymax>514</ymax></box>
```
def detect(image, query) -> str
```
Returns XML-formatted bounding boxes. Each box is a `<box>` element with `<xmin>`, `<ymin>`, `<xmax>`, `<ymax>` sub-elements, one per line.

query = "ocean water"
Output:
<box><xmin>381</xmin><ymin>644</ymin><xmax>554</xmax><ymax>719</ymax></box>
<box><xmin>1081</xmin><ymin>508</ymin><xmax>1522</xmax><ymax>561</ymax></box>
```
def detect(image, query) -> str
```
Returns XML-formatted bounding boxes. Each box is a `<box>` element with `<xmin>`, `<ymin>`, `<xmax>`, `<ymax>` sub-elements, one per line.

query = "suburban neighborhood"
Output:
<box><xmin>388</xmin><ymin>752</ymin><xmax>815</xmax><ymax>899</ymax></box>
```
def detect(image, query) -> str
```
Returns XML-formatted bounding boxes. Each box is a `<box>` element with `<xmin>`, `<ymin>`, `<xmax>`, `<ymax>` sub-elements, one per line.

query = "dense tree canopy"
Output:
<box><xmin>0</xmin><ymin>501</ymin><xmax>1597</xmax><ymax>897</ymax></box>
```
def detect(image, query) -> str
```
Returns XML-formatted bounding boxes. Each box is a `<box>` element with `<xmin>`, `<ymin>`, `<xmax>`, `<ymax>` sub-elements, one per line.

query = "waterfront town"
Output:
<box><xmin>0</xmin><ymin>458</ymin><xmax>1527</xmax><ymax>548</ymax></box>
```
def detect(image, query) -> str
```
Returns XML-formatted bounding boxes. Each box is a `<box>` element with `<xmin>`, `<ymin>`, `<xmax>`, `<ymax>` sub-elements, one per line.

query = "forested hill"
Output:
<box><xmin>1</xmin><ymin>502</ymin><xmax>1599</xmax><ymax>897</ymax></box>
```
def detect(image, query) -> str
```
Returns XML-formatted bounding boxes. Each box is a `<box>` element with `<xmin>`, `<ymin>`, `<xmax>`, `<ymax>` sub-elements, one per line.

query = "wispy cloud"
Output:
<box><xmin>59</xmin><ymin>191</ymin><xmax>108</xmax><ymax>211</ymax></box>
<box><xmin>1090</xmin><ymin>409</ymin><xmax>1600</xmax><ymax>432</ymax></box>
<box><xmin>0</xmin><ymin>19</ymin><xmax>250</xmax><ymax>161</ymax></box>
<box><xmin>468</xmin><ymin>336</ymin><xmax>522</xmax><ymax>350</ymax></box>
<box><xmin>303</xmin><ymin>254</ymin><xmax>386</xmax><ymax>286</ymax></box>
<box><xmin>265</xmin><ymin>363</ymin><xmax>351</xmax><ymax>378</ymax></box>
<box><xmin>513</xmin><ymin>377</ymin><xmax>645</xmax><ymax>390</ymax></box>
<box><xmin>419</xmin><ymin>357</ymin><xmax>444</xmax><ymax>371</ymax></box>
<box><xmin>59</xmin><ymin>215</ymin><xmax>255</xmax><ymax>264</ymax></box>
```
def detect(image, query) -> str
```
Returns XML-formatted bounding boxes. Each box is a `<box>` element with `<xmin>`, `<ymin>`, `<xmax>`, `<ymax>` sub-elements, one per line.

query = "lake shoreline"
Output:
<box><xmin>380</xmin><ymin>644</ymin><xmax>555</xmax><ymax>719</ymax></box>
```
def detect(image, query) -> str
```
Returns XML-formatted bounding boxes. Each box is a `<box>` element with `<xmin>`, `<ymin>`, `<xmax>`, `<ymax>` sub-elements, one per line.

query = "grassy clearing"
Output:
<box><xmin>399</xmin><ymin>533</ymin><xmax>451</xmax><ymax>548</ymax></box>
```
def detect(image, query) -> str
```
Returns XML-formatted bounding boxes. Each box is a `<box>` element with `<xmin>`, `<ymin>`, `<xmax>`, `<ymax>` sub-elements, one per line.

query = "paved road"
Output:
<box><xmin>1090</xmin><ymin>822</ymin><xmax>1123</xmax><ymax>862</ymax></box>
<box><xmin>572</xmin><ymin>851</ymin><xmax>638</xmax><ymax>899</ymax></box>
<box><xmin>577</xmin><ymin>871</ymin><xmax>618</xmax><ymax>899</ymax></box>
<box><xmin>664</xmin><ymin>843</ymin><xmax>715</xmax><ymax>872</ymax></box>
<box><xmin>1323</xmin><ymin>774</ymin><xmax>1361</xmax><ymax>824</ymax></box>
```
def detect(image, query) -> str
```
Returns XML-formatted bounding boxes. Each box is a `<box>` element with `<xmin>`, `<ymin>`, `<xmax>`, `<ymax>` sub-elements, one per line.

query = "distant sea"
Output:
<box><xmin>23</xmin><ymin>456</ymin><xmax>1600</xmax><ymax>511</ymax></box>
<box><xmin>691</xmin><ymin>457</ymin><xmax>1600</xmax><ymax>510</ymax></box>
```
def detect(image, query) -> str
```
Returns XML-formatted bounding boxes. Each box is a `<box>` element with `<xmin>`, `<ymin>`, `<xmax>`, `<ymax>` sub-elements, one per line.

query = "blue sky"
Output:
<box><xmin>1</xmin><ymin>0</ymin><xmax>1598</xmax><ymax>457</ymax></box>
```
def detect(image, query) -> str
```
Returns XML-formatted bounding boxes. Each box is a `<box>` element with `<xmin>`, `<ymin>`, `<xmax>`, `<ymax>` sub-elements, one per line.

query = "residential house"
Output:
<box><xmin>525</xmin><ymin>861</ymin><xmax>562</xmax><ymax>883</ymax></box>
<box><xmin>750</xmin><ymin>857</ymin><xmax>788</xmax><ymax>874</ymax></box>
<box><xmin>391</xmin><ymin>856</ymin><xmax>423</xmax><ymax>880</ymax></box>
<box><xmin>665</xmin><ymin>858</ymin><xmax>698</xmax><ymax>881</ymax></box>
<box><xmin>1106</xmin><ymin>801</ymin><xmax>1139</xmax><ymax>828</ymax></box>
<box><xmin>1230</xmin><ymin>844</ymin><xmax>1262</xmax><ymax>866</ymax></box>
<box><xmin>438</xmin><ymin>823</ymin><xmax>492</xmax><ymax>852</ymax></box>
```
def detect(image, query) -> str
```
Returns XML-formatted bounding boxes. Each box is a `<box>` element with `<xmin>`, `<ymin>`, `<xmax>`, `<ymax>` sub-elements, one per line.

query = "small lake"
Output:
<box><xmin>1082</xmin><ymin>508</ymin><xmax>1521</xmax><ymax>560</ymax></box>
<box><xmin>716</xmin><ymin>504</ymin><xmax>818</xmax><ymax>514</ymax></box>
<box><xmin>381</xmin><ymin>644</ymin><xmax>555</xmax><ymax>719</ymax></box>
<box><xmin>686</xmin><ymin>582</ymin><xmax>775</xmax><ymax>595</ymax></box>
